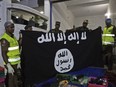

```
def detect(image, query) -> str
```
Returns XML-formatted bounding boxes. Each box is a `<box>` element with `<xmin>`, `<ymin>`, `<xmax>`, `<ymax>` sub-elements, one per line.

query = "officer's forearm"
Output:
<box><xmin>2</xmin><ymin>52</ymin><xmax>9</xmax><ymax>64</ymax></box>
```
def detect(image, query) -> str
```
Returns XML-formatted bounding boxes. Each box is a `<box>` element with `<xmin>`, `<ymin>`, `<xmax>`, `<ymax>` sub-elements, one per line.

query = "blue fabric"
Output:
<box><xmin>35</xmin><ymin>67</ymin><xmax>106</xmax><ymax>87</ymax></box>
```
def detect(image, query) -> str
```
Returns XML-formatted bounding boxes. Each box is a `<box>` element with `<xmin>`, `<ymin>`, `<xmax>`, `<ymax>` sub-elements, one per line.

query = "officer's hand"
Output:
<box><xmin>4</xmin><ymin>67</ymin><xmax>7</xmax><ymax>76</ymax></box>
<box><xmin>6</xmin><ymin>63</ymin><xmax>14</xmax><ymax>75</ymax></box>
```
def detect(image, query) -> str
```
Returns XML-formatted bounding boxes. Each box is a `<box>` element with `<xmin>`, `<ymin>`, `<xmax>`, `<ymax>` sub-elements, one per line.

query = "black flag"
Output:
<box><xmin>21</xmin><ymin>28</ymin><xmax>103</xmax><ymax>85</ymax></box>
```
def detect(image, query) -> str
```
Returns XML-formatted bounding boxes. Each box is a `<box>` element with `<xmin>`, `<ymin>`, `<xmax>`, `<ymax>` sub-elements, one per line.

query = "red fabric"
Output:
<box><xmin>0</xmin><ymin>66</ymin><xmax>4</xmax><ymax>72</ymax></box>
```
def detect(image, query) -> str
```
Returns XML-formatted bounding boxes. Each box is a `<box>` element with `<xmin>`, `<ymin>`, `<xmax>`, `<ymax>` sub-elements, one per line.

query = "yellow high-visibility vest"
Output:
<box><xmin>102</xmin><ymin>26</ymin><xmax>115</xmax><ymax>45</ymax></box>
<box><xmin>1</xmin><ymin>33</ymin><xmax>20</xmax><ymax>65</ymax></box>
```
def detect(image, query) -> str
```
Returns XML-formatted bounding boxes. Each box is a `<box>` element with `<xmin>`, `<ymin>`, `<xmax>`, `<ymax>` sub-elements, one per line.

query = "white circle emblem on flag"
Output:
<box><xmin>54</xmin><ymin>48</ymin><xmax>74</xmax><ymax>73</ymax></box>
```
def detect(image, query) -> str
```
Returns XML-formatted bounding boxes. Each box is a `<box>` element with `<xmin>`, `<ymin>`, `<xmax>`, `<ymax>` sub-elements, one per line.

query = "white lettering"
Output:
<box><xmin>37</xmin><ymin>34</ymin><xmax>44</xmax><ymax>43</ymax></box>
<box><xmin>81</xmin><ymin>32</ymin><xmax>87</xmax><ymax>40</ymax></box>
<box><xmin>37</xmin><ymin>32</ymin><xmax>87</xmax><ymax>44</ymax></box>
<box><xmin>57</xmin><ymin>33</ymin><xmax>64</xmax><ymax>41</ymax></box>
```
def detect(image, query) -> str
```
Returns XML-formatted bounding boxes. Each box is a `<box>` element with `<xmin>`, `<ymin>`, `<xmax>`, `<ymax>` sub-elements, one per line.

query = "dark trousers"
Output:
<box><xmin>5</xmin><ymin>64</ymin><xmax>22</xmax><ymax>87</ymax></box>
<box><xmin>103</xmin><ymin>45</ymin><xmax>113</xmax><ymax>70</ymax></box>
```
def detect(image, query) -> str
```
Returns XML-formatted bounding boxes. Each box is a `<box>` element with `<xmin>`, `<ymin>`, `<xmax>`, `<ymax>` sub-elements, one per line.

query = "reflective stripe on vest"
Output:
<box><xmin>102</xmin><ymin>34</ymin><xmax>115</xmax><ymax>37</ymax></box>
<box><xmin>8</xmin><ymin>46</ymin><xmax>19</xmax><ymax>51</ymax></box>
<box><xmin>8</xmin><ymin>57</ymin><xmax>20</xmax><ymax>62</ymax></box>
<box><xmin>102</xmin><ymin>41</ymin><xmax>114</xmax><ymax>45</ymax></box>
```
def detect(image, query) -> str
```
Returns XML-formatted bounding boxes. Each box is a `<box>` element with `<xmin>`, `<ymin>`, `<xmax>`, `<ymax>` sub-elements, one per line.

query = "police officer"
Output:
<box><xmin>49</xmin><ymin>21</ymin><xmax>62</xmax><ymax>33</ymax></box>
<box><xmin>76</xmin><ymin>20</ymin><xmax>89</xmax><ymax>31</ymax></box>
<box><xmin>102</xmin><ymin>18</ymin><xmax>116</xmax><ymax>71</ymax></box>
<box><xmin>1</xmin><ymin>21</ymin><xmax>21</xmax><ymax>87</ymax></box>
<box><xmin>18</xmin><ymin>25</ymin><xmax>33</xmax><ymax>87</ymax></box>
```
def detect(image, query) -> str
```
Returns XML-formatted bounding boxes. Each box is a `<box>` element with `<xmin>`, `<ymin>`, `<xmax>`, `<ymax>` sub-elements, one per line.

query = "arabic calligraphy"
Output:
<box><xmin>37</xmin><ymin>32</ymin><xmax>87</xmax><ymax>44</ymax></box>
<box><xmin>54</xmin><ymin>48</ymin><xmax>74</xmax><ymax>73</ymax></box>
